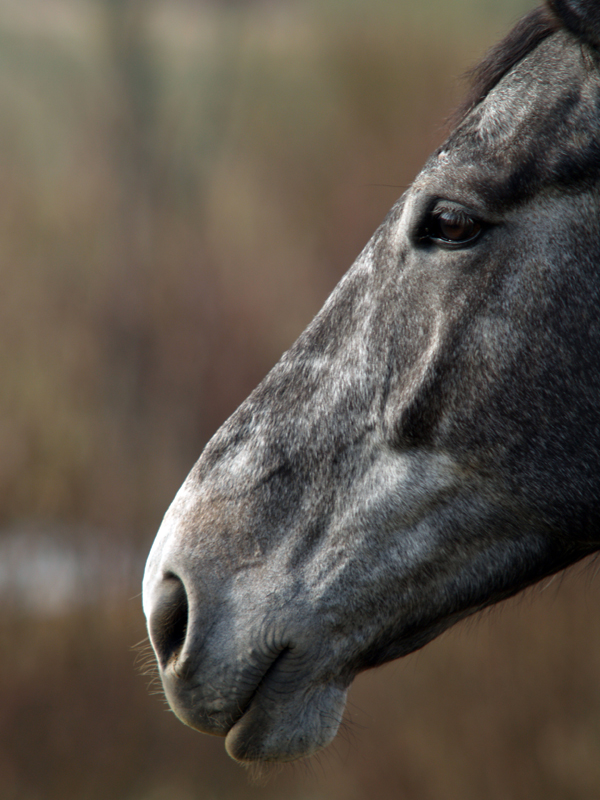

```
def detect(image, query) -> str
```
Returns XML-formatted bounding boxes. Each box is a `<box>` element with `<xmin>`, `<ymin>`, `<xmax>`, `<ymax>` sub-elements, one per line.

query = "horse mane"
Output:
<box><xmin>451</xmin><ymin>5</ymin><xmax>562</xmax><ymax>127</ymax></box>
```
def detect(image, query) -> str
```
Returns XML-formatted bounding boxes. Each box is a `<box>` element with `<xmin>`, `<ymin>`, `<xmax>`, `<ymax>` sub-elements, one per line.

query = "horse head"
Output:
<box><xmin>143</xmin><ymin>0</ymin><xmax>600</xmax><ymax>762</ymax></box>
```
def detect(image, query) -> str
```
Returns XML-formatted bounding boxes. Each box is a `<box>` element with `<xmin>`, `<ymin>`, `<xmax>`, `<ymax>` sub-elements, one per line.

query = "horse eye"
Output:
<box><xmin>423</xmin><ymin>208</ymin><xmax>482</xmax><ymax>246</ymax></box>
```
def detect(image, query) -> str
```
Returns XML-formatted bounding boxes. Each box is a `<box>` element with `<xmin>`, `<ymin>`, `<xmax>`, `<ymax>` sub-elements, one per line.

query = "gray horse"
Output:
<box><xmin>143</xmin><ymin>0</ymin><xmax>600</xmax><ymax>763</ymax></box>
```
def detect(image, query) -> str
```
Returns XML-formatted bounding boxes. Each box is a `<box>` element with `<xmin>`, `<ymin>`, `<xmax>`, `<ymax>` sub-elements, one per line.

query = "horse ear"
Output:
<box><xmin>547</xmin><ymin>0</ymin><xmax>600</xmax><ymax>47</ymax></box>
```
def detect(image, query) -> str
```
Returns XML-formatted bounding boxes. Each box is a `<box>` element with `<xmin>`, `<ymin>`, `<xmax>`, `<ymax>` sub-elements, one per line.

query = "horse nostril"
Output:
<box><xmin>149</xmin><ymin>573</ymin><xmax>189</xmax><ymax>669</ymax></box>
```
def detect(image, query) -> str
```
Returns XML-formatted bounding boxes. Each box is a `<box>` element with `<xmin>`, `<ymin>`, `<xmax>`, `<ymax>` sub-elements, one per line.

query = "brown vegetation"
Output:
<box><xmin>5</xmin><ymin>1</ymin><xmax>600</xmax><ymax>798</ymax></box>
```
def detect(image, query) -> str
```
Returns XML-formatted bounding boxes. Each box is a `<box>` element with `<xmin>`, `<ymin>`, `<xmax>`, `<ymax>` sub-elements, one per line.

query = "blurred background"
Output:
<box><xmin>3</xmin><ymin>0</ymin><xmax>600</xmax><ymax>797</ymax></box>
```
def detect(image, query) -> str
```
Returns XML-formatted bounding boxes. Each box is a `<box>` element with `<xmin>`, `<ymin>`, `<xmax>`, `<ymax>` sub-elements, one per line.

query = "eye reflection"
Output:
<box><xmin>419</xmin><ymin>205</ymin><xmax>483</xmax><ymax>247</ymax></box>
<box><xmin>434</xmin><ymin>210</ymin><xmax>481</xmax><ymax>242</ymax></box>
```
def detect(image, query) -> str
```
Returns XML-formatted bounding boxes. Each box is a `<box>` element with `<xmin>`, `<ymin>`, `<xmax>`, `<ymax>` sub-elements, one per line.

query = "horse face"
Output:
<box><xmin>143</xmin><ymin>3</ymin><xmax>600</xmax><ymax>763</ymax></box>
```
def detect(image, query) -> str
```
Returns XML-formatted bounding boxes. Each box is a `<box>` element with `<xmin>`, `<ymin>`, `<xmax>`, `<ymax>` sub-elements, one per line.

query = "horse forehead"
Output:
<box><xmin>430</xmin><ymin>32</ymin><xmax>600</xmax><ymax>203</ymax></box>
<box><xmin>473</xmin><ymin>32</ymin><xmax>592</xmax><ymax>141</ymax></box>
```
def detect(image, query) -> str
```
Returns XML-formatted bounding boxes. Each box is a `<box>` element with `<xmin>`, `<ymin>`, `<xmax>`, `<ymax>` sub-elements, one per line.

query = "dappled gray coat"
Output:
<box><xmin>143</xmin><ymin>0</ymin><xmax>600</xmax><ymax>764</ymax></box>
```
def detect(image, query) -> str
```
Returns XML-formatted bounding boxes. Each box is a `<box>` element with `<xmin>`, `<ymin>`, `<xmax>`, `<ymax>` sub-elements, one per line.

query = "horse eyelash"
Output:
<box><xmin>431</xmin><ymin>208</ymin><xmax>468</xmax><ymax>223</ymax></box>
<box><xmin>415</xmin><ymin>206</ymin><xmax>485</xmax><ymax>247</ymax></box>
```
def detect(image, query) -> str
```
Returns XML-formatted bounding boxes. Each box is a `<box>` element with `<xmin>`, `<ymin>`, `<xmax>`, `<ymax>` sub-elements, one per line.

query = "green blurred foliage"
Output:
<box><xmin>5</xmin><ymin>1</ymin><xmax>600</xmax><ymax>799</ymax></box>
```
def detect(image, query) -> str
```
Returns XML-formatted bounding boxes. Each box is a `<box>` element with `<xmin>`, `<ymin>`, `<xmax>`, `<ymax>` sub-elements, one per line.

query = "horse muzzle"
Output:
<box><xmin>143</xmin><ymin>560</ymin><xmax>349</xmax><ymax>762</ymax></box>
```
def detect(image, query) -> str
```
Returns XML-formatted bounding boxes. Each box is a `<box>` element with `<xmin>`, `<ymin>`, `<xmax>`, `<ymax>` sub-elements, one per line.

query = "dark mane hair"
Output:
<box><xmin>451</xmin><ymin>5</ymin><xmax>562</xmax><ymax>127</ymax></box>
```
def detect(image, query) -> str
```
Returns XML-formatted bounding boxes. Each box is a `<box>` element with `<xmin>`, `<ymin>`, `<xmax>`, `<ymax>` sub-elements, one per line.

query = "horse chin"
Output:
<box><xmin>224</xmin><ymin>682</ymin><xmax>348</xmax><ymax>763</ymax></box>
<box><xmin>158</xmin><ymin>637</ymin><xmax>350</xmax><ymax>762</ymax></box>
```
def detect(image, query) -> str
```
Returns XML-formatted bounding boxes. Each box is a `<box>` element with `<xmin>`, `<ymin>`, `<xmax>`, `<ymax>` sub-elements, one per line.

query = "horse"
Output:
<box><xmin>142</xmin><ymin>0</ymin><xmax>600</xmax><ymax>763</ymax></box>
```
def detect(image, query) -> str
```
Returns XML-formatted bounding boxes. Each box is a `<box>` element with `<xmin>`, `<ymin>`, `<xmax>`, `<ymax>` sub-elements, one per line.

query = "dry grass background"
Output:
<box><xmin>4</xmin><ymin>0</ymin><xmax>600</xmax><ymax>798</ymax></box>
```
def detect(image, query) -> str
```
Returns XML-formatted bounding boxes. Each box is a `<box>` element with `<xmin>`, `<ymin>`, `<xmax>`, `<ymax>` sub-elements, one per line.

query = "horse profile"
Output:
<box><xmin>142</xmin><ymin>0</ymin><xmax>600</xmax><ymax>763</ymax></box>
